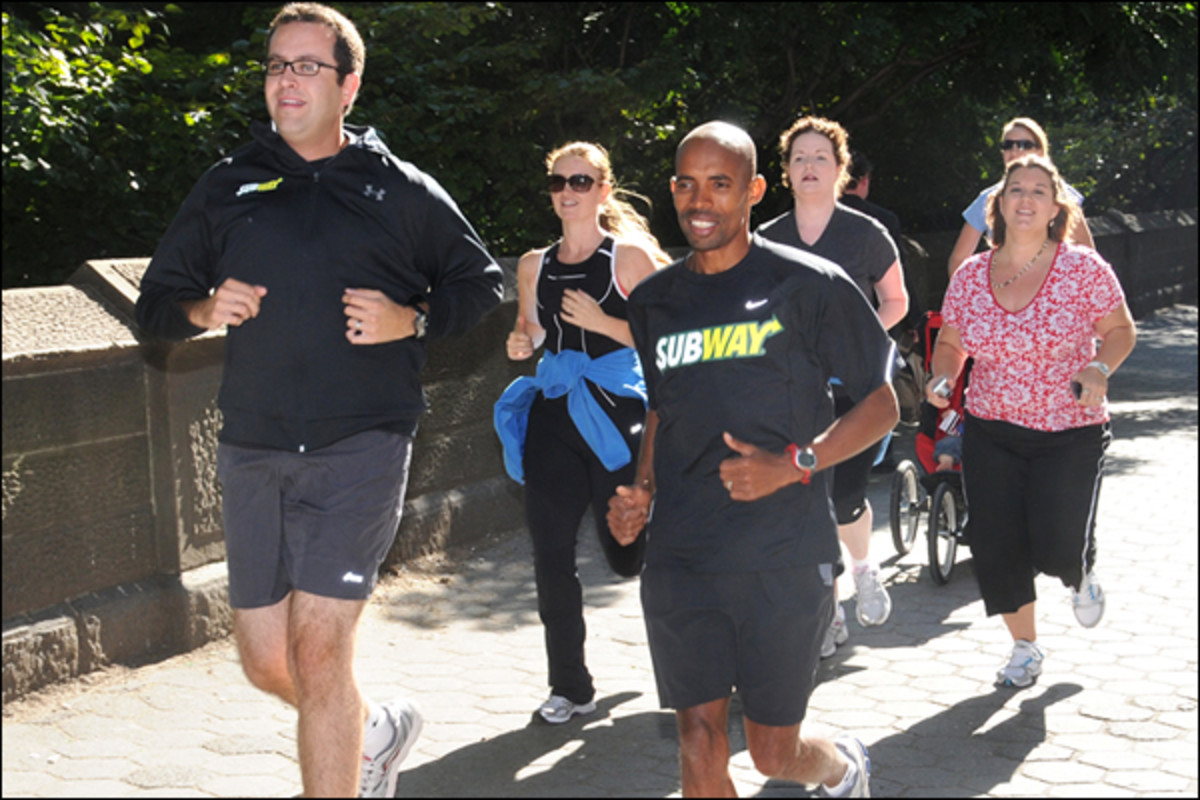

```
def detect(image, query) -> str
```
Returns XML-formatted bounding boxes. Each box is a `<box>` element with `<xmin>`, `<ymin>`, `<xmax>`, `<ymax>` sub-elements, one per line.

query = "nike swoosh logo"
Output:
<box><xmin>745</xmin><ymin>299</ymin><xmax>769</xmax><ymax>310</ymax></box>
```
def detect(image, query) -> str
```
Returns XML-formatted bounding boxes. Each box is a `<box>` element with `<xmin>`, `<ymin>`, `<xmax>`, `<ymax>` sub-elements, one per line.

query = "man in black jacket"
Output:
<box><xmin>135</xmin><ymin>4</ymin><xmax>502</xmax><ymax>796</ymax></box>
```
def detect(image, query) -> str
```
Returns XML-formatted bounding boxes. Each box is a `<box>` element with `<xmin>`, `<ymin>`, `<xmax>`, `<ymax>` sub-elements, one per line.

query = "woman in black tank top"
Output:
<box><xmin>503</xmin><ymin>142</ymin><xmax>668</xmax><ymax>724</ymax></box>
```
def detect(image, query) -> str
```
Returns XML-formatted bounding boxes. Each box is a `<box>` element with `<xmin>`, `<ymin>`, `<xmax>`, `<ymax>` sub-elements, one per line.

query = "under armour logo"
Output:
<box><xmin>363</xmin><ymin>184</ymin><xmax>386</xmax><ymax>202</ymax></box>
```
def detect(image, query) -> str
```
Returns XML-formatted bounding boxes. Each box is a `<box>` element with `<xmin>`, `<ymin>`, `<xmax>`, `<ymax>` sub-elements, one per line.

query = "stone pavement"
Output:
<box><xmin>3</xmin><ymin>305</ymin><xmax>1196</xmax><ymax>798</ymax></box>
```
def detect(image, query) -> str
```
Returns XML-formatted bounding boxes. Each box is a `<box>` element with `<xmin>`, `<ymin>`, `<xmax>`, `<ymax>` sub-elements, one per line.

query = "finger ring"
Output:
<box><xmin>725</xmin><ymin>481</ymin><xmax>733</xmax><ymax>491</ymax></box>
<box><xmin>354</xmin><ymin>320</ymin><xmax>362</xmax><ymax>330</ymax></box>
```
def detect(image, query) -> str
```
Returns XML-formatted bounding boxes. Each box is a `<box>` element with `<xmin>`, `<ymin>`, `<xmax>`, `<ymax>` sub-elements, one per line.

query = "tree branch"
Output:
<box><xmin>832</xmin><ymin>38</ymin><xmax>984</xmax><ymax>123</ymax></box>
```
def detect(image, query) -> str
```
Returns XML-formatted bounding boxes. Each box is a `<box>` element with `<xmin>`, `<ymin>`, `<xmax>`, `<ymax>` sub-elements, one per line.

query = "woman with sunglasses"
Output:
<box><xmin>948</xmin><ymin>117</ymin><xmax>1094</xmax><ymax>277</ymax></box>
<box><xmin>495</xmin><ymin>142</ymin><xmax>669</xmax><ymax>724</ymax></box>
<box><xmin>757</xmin><ymin>116</ymin><xmax>908</xmax><ymax>659</ymax></box>
<box><xmin>927</xmin><ymin>154</ymin><xmax>1135</xmax><ymax>687</ymax></box>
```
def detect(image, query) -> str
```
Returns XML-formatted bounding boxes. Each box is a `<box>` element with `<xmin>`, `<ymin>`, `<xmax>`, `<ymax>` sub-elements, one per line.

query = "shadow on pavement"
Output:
<box><xmin>817</xmin><ymin>559</ymin><xmax>981</xmax><ymax>684</ymax></box>
<box><xmin>382</xmin><ymin>522</ymin><xmax>637</xmax><ymax>633</ymax></box>
<box><xmin>748</xmin><ymin>683</ymin><xmax>1084</xmax><ymax>798</ymax></box>
<box><xmin>861</xmin><ymin>682</ymin><xmax>1084</xmax><ymax>797</ymax></box>
<box><xmin>397</xmin><ymin>691</ymin><xmax>682</xmax><ymax>797</ymax></box>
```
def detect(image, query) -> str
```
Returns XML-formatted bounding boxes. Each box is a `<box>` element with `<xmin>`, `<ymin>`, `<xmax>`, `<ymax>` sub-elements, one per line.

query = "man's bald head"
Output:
<box><xmin>677</xmin><ymin>121</ymin><xmax>757</xmax><ymax>182</ymax></box>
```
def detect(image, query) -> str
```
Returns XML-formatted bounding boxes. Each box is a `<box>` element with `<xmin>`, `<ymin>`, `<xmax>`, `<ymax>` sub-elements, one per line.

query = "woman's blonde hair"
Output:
<box><xmin>546</xmin><ymin>142</ymin><xmax>671</xmax><ymax>267</ymax></box>
<box><xmin>986</xmin><ymin>154</ymin><xmax>1082</xmax><ymax>247</ymax></box>
<box><xmin>1002</xmin><ymin>117</ymin><xmax>1050</xmax><ymax>155</ymax></box>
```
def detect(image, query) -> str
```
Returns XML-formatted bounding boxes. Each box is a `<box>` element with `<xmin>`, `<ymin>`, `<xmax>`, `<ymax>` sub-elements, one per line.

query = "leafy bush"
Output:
<box><xmin>3</xmin><ymin>2</ymin><xmax>1196</xmax><ymax>288</ymax></box>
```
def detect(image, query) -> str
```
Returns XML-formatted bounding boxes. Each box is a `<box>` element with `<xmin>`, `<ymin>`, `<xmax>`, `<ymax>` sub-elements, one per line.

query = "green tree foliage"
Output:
<box><xmin>3</xmin><ymin>3</ymin><xmax>262</xmax><ymax>286</ymax></box>
<box><xmin>3</xmin><ymin>2</ymin><xmax>1196</xmax><ymax>288</ymax></box>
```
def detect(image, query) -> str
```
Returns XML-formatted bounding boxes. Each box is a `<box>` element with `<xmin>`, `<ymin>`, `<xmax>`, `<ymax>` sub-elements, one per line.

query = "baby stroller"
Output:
<box><xmin>889</xmin><ymin>311</ymin><xmax>969</xmax><ymax>585</ymax></box>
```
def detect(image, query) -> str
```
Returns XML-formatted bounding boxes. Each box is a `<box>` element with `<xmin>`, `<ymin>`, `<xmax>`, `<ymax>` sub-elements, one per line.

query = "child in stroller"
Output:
<box><xmin>890</xmin><ymin>311</ymin><xmax>968</xmax><ymax>584</ymax></box>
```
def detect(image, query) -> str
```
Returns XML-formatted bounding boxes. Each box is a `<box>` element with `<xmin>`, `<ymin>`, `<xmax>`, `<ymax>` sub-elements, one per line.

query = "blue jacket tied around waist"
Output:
<box><xmin>494</xmin><ymin>348</ymin><xmax>648</xmax><ymax>484</ymax></box>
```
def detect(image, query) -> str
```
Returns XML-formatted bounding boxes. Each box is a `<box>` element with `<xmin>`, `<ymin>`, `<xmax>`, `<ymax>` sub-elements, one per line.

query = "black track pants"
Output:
<box><xmin>522</xmin><ymin>392</ymin><xmax>646</xmax><ymax>705</ymax></box>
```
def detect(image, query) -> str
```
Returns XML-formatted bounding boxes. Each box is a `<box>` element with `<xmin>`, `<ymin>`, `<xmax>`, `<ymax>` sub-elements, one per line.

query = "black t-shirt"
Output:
<box><xmin>627</xmin><ymin>236</ymin><xmax>894</xmax><ymax>572</ymax></box>
<box><xmin>840</xmin><ymin>194</ymin><xmax>902</xmax><ymax>249</ymax></box>
<box><xmin>756</xmin><ymin>204</ymin><xmax>898</xmax><ymax>306</ymax></box>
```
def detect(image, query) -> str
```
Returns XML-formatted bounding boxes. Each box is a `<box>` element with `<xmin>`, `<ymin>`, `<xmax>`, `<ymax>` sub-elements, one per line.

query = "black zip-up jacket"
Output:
<box><xmin>136</xmin><ymin>122</ymin><xmax>503</xmax><ymax>452</ymax></box>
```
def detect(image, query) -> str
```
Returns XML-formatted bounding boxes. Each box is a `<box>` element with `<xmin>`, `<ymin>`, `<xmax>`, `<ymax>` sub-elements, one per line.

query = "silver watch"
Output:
<box><xmin>412</xmin><ymin>308</ymin><xmax>428</xmax><ymax>340</ymax></box>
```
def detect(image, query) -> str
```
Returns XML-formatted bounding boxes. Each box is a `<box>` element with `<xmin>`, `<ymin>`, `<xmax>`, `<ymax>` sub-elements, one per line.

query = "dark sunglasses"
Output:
<box><xmin>1000</xmin><ymin>139</ymin><xmax>1040</xmax><ymax>152</ymax></box>
<box><xmin>547</xmin><ymin>173</ymin><xmax>597</xmax><ymax>193</ymax></box>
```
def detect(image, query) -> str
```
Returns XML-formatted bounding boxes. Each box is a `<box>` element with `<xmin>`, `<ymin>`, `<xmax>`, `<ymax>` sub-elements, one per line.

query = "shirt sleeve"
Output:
<box><xmin>413</xmin><ymin>176</ymin><xmax>504</xmax><ymax>339</ymax></box>
<box><xmin>962</xmin><ymin>183</ymin><xmax>997</xmax><ymax>234</ymax></box>
<box><xmin>1065</xmin><ymin>181</ymin><xmax>1085</xmax><ymax>209</ymax></box>
<box><xmin>627</xmin><ymin>287</ymin><xmax>659</xmax><ymax>410</ymax></box>
<box><xmin>865</xmin><ymin>219</ymin><xmax>900</xmax><ymax>284</ymax></box>
<box><xmin>1079</xmin><ymin>248</ymin><xmax>1126</xmax><ymax>321</ymax></box>
<box><xmin>814</xmin><ymin>270</ymin><xmax>895</xmax><ymax>402</ymax></box>
<box><xmin>135</xmin><ymin>175</ymin><xmax>218</xmax><ymax>341</ymax></box>
<box><xmin>940</xmin><ymin>254</ymin><xmax>980</xmax><ymax>332</ymax></box>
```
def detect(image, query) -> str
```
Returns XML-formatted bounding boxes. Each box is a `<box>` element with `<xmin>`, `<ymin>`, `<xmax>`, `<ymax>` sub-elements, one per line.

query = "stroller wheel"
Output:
<box><xmin>927</xmin><ymin>482</ymin><xmax>959</xmax><ymax>585</ymax></box>
<box><xmin>890</xmin><ymin>460</ymin><xmax>923</xmax><ymax>555</ymax></box>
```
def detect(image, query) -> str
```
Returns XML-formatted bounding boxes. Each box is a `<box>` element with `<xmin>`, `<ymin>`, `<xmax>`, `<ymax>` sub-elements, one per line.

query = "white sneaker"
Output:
<box><xmin>994</xmin><ymin>640</ymin><xmax>1044</xmax><ymax>689</ymax></box>
<box><xmin>821</xmin><ymin>603</ymin><xmax>849</xmax><ymax>658</ymax></box>
<box><xmin>538</xmin><ymin>694</ymin><xmax>597</xmax><ymax>724</ymax></box>
<box><xmin>821</xmin><ymin>735</ymin><xmax>871</xmax><ymax>797</ymax></box>
<box><xmin>1072</xmin><ymin>571</ymin><xmax>1105</xmax><ymax>628</ymax></box>
<box><xmin>359</xmin><ymin>698</ymin><xmax>423</xmax><ymax>798</ymax></box>
<box><xmin>852</xmin><ymin>566</ymin><xmax>892</xmax><ymax>627</ymax></box>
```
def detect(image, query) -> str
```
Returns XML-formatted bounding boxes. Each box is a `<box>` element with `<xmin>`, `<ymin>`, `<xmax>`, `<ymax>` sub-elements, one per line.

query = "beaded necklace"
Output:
<box><xmin>992</xmin><ymin>239</ymin><xmax>1050</xmax><ymax>290</ymax></box>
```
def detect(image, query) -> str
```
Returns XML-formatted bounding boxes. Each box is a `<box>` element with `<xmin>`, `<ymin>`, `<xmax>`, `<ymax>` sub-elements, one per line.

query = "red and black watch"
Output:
<box><xmin>785</xmin><ymin>444</ymin><xmax>818</xmax><ymax>485</ymax></box>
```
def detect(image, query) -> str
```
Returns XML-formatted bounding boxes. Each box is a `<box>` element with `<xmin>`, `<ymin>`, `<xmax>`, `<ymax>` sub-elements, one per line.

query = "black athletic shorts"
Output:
<box><xmin>640</xmin><ymin>562</ymin><xmax>835</xmax><ymax>727</ymax></box>
<box><xmin>216</xmin><ymin>429</ymin><xmax>412</xmax><ymax>609</ymax></box>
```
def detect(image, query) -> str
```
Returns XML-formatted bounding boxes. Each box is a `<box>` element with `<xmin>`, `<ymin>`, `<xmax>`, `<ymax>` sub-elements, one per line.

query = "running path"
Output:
<box><xmin>3</xmin><ymin>306</ymin><xmax>1195</xmax><ymax>798</ymax></box>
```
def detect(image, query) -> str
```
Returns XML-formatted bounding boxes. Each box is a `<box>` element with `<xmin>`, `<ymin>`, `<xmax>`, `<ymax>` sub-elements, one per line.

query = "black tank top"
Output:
<box><xmin>536</xmin><ymin>236</ymin><xmax>629</xmax><ymax>357</ymax></box>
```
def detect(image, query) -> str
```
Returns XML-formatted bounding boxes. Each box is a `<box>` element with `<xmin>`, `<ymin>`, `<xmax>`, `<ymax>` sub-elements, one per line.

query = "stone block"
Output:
<box><xmin>2</xmin><ymin>510</ymin><xmax>158</xmax><ymax>618</ymax></box>
<box><xmin>2</xmin><ymin>358</ymin><xmax>145</xmax><ymax>456</ymax></box>
<box><xmin>1</xmin><ymin>612</ymin><xmax>79</xmax><ymax>705</ymax></box>
<box><xmin>1</xmin><ymin>284</ymin><xmax>139</xmax><ymax>363</ymax></box>
<box><xmin>1</xmin><ymin>563</ymin><xmax>233</xmax><ymax>703</ymax></box>
<box><xmin>1</xmin><ymin>435</ymin><xmax>151</xmax><ymax>533</ymax></box>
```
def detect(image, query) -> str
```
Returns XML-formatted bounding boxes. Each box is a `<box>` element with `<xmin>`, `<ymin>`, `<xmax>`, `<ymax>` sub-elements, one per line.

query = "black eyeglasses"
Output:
<box><xmin>547</xmin><ymin>174</ymin><xmax>597</xmax><ymax>194</ymax></box>
<box><xmin>264</xmin><ymin>59</ymin><xmax>343</xmax><ymax>77</ymax></box>
<box><xmin>1000</xmin><ymin>139</ymin><xmax>1040</xmax><ymax>152</ymax></box>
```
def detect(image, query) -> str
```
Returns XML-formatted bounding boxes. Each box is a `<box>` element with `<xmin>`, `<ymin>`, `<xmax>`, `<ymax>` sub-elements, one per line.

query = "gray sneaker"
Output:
<box><xmin>821</xmin><ymin>603</ymin><xmax>849</xmax><ymax>659</ymax></box>
<box><xmin>821</xmin><ymin>735</ymin><xmax>871</xmax><ymax>797</ymax></box>
<box><xmin>538</xmin><ymin>694</ymin><xmax>597</xmax><ymax>724</ymax></box>
<box><xmin>994</xmin><ymin>640</ymin><xmax>1044</xmax><ymax>689</ymax></box>
<box><xmin>359</xmin><ymin>698</ymin><xmax>423</xmax><ymax>798</ymax></box>
<box><xmin>852</xmin><ymin>566</ymin><xmax>892</xmax><ymax>627</ymax></box>
<box><xmin>1072</xmin><ymin>571</ymin><xmax>1105</xmax><ymax>628</ymax></box>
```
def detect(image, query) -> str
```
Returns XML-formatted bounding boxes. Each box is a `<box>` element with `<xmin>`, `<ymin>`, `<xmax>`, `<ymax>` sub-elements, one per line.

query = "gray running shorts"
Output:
<box><xmin>640</xmin><ymin>562</ymin><xmax>835</xmax><ymax>727</ymax></box>
<box><xmin>216</xmin><ymin>429</ymin><xmax>412</xmax><ymax>609</ymax></box>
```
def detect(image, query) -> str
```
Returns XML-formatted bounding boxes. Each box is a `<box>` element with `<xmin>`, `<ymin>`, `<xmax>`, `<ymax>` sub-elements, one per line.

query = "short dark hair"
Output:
<box><xmin>846</xmin><ymin>149</ymin><xmax>873</xmax><ymax>191</ymax></box>
<box><xmin>267</xmin><ymin>3</ymin><xmax>366</xmax><ymax>103</ymax></box>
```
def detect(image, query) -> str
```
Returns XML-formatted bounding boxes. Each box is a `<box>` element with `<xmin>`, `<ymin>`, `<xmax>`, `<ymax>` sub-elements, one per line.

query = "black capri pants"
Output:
<box><xmin>962</xmin><ymin>413</ymin><xmax>1111</xmax><ymax>616</ymax></box>
<box><xmin>832</xmin><ymin>391</ymin><xmax>885</xmax><ymax>524</ymax></box>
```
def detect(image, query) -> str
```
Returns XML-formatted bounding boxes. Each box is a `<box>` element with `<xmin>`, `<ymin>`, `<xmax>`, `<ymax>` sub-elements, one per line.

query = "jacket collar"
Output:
<box><xmin>249</xmin><ymin>120</ymin><xmax>391</xmax><ymax>167</ymax></box>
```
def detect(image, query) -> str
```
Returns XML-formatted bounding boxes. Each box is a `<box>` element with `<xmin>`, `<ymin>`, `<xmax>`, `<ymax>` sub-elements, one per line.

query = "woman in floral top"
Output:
<box><xmin>927</xmin><ymin>154</ymin><xmax>1136</xmax><ymax>689</ymax></box>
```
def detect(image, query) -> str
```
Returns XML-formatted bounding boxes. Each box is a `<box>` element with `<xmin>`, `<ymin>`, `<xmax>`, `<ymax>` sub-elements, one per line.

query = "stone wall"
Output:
<box><xmin>895</xmin><ymin>208</ymin><xmax>1198</xmax><ymax>322</ymax></box>
<box><xmin>3</xmin><ymin>258</ymin><xmax>528</xmax><ymax>703</ymax></box>
<box><xmin>2</xmin><ymin>209</ymin><xmax>1196</xmax><ymax>702</ymax></box>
